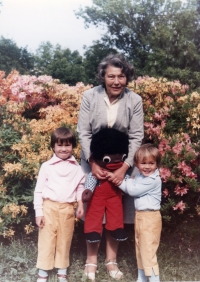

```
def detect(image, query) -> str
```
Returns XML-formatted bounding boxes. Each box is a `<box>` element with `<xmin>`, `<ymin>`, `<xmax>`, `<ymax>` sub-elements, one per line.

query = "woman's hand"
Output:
<box><xmin>90</xmin><ymin>161</ymin><xmax>107</xmax><ymax>180</ymax></box>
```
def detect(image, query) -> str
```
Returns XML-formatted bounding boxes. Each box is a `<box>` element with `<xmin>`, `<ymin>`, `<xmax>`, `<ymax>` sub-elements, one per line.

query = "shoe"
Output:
<box><xmin>57</xmin><ymin>274</ymin><xmax>68</xmax><ymax>282</ymax></box>
<box><xmin>37</xmin><ymin>275</ymin><xmax>48</xmax><ymax>282</ymax></box>
<box><xmin>105</xmin><ymin>261</ymin><xmax>123</xmax><ymax>280</ymax></box>
<box><xmin>136</xmin><ymin>269</ymin><xmax>148</xmax><ymax>282</ymax></box>
<box><xmin>85</xmin><ymin>232</ymin><xmax>101</xmax><ymax>243</ymax></box>
<box><xmin>83</xmin><ymin>263</ymin><xmax>97</xmax><ymax>281</ymax></box>
<box><xmin>110</xmin><ymin>228</ymin><xmax>128</xmax><ymax>241</ymax></box>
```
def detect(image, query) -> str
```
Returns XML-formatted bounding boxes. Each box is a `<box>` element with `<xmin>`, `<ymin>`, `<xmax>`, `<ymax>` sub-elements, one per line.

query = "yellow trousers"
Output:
<box><xmin>135</xmin><ymin>210</ymin><xmax>162</xmax><ymax>276</ymax></box>
<box><xmin>36</xmin><ymin>200</ymin><xmax>75</xmax><ymax>270</ymax></box>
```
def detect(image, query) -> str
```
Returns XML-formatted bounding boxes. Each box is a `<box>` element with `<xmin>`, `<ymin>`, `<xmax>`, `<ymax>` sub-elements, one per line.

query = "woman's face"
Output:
<box><xmin>104</xmin><ymin>65</ymin><xmax>127</xmax><ymax>101</ymax></box>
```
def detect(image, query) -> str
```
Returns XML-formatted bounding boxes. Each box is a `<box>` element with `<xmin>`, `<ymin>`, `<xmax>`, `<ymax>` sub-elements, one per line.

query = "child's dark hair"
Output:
<box><xmin>134</xmin><ymin>143</ymin><xmax>161</xmax><ymax>167</ymax></box>
<box><xmin>50</xmin><ymin>127</ymin><xmax>77</xmax><ymax>149</ymax></box>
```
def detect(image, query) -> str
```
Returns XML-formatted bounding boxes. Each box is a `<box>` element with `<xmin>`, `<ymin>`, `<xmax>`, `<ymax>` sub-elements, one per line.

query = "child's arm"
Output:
<box><xmin>106</xmin><ymin>171</ymin><xmax>130</xmax><ymax>187</ymax></box>
<box><xmin>35</xmin><ymin>216</ymin><xmax>45</xmax><ymax>228</ymax></box>
<box><xmin>82</xmin><ymin>172</ymin><xmax>98</xmax><ymax>202</ymax></box>
<box><xmin>119</xmin><ymin>173</ymin><xmax>161</xmax><ymax>197</ymax></box>
<box><xmin>76</xmin><ymin>200</ymin><xmax>84</xmax><ymax>218</ymax></box>
<box><xmin>34</xmin><ymin>163</ymin><xmax>47</xmax><ymax>218</ymax></box>
<box><xmin>109</xmin><ymin>162</ymin><xmax>129</xmax><ymax>185</ymax></box>
<box><xmin>106</xmin><ymin>171</ymin><xmax>122</xmax><ymax>186</ymax></box>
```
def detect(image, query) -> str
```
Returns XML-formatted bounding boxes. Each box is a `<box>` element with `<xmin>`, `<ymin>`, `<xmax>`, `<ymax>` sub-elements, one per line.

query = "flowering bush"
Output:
<box><xmin>129</xmin><ymin>77</ymin><xmax>200</xmax><ymax>222</ymax></box>
<box><xmin>0</xmin><ymin>71</ymin><xmax>199</xmax><ymax>237</ymax></box>
<box><xmin>0</xmin><ymin>70</ymin><xmax>91</xmax><ymax>238</ymax></box>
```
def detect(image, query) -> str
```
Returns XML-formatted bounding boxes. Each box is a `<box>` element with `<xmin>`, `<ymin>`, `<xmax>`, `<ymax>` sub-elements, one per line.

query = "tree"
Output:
<box><xmin>34</xmin><ymin>42</ymin><xmax>86</xmax><ymax>85</ymax></box>
<box><xmin>146</xmin><ymin>1</ymin><xmax>200</xmax><ymax>88</ymax></box>
<box><xmin>0</xmin><ymin>37</ymin><xmax>34</xmax><ymax>75</ymax></box>
<box><xmin>33</xmin><ymin>41</ymin><xmax>54</xmax><ymax>76</ymax></box>
<box><xmin>76</xmin><ymin>0</ymin><xmax>200</xmax><ymax>88</ymax></box>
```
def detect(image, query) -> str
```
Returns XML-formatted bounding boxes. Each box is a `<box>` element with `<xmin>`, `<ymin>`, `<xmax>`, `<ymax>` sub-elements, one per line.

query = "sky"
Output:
<box><xmin>0</xmin><ymin>0</ymin><xmax>103</xmax><ymax>55</ymax></box>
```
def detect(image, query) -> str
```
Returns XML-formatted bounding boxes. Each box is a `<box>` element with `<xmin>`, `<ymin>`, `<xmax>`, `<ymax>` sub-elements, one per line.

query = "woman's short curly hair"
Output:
<box><xmin>96</xmin><ymin>53</ymin><xmax>135</xmax><ymax>87</ymax></box>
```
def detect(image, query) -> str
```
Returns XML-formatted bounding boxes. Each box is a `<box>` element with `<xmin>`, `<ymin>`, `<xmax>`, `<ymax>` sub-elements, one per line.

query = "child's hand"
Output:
<box><xmin>105</xmin><ymin>171</ymin><xmax>114</xmax><ymax>179</ymax></box>
<box><xmin>106</xmin><ymin>171</ymin><xmax>123</xmax><ymax>186</ymax></box>
<box><xmin>35</xmin><ymin>216</ymin><xmax>45</xmax><ymax>228</ymax></box>
<box><xmin>76</xmin><ymin>201</ymin><xmax>84</xmax><ymax>218</ymax></box>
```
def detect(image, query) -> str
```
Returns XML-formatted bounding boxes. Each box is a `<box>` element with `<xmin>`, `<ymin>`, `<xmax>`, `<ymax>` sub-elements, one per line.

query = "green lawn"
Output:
<box><xmin>0</xmin><ymin>218</ymin><xmax>200</xmax><ymax>281</ymax></box>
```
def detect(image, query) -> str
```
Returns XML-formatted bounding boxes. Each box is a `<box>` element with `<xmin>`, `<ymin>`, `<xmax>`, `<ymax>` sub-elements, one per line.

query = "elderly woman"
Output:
<box><xmin>77</xmin><ymin>53</ymin><xmax>144</xmax><ymax>281</ymax></box>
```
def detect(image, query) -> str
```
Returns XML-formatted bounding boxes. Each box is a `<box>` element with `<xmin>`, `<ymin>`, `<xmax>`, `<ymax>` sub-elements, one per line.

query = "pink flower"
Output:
<box><xmin>154</xmin><ymin>112</ymin><xmax>163</xmax><ymax>121</ymax></box>
<box><xmin>177</xmin><ymin>161</ymin><xmax>197</xmax><ymax>178</ymax></box>
<box><xmin>158</xmin><ymin>139</ymin><xmax>171</xmax><ymax>156</ymax></box>
<box><xmin>165</xmin><ymin>96</ymin><xmax>174</xmax><ymax>103</ymax></box>
<box><xmin>161</xmin><ymin>120</ymin><xmax>166</xmax><ymax>129</ymax></box>
<box><xmin>153</xmin><ymin>126</ymin><xmax>161</xmax><ymax>136</ymax></box>
<box><xmin>177</xmin><ymin>161</ymin><xmax>190</xmax><ymax>173</ymax></box>
<box><xmin>178</xmin><ymin>176</ymin><xmax>183</xmax><ymax>183</ymax></box>
<box><xmin>163</xmin><ymin>188</ymin><xmax>169</xmax><ymax>198</ymax></box>
<box><xmin>172</xmin><ymin>142</ymin><xmax>183</xmax><ymax>155</ymax></box>
<box><xmin>144</xmin><ymin>122</ymin><xmax>161</xmax><ymax>138</ymax></box>
<box><xmin>185</xmin><ymin>144</ymin><xmax>197</xmax><ymax>157</ymax></box>
<box><xmin>181</xmin><ymin>84</ymin><xmax>189</xmax><ymax>94</ymax></box>
<box><xmin>187</xmin><ymin>171</ymin><xmax>197</xmax><ymax>179</ymax></box>
<box><xmin>37</xmin><ymin>75</ymin><xmax>54</xmax><ymax>83</ymax></box>
<box><xmin>173</xmin><ymin>201</ymin><xmax>186</xmax><ymax>211</ymax></box>
<box><xmin>146</xmin><ymin>99</ymin><xmax>152</xmax><ymax>105</ymax></box>
<box><xmin>18</xmin><ymin>92</ymin><xmax>26</xmax><ymax>101</ymax></box>
<box><xmin>159</xmin><ymin>167</ymin><xmax>171</xmax><ymax>182</ymax></box>
<box><xmin>135</xmin><ymin>76</ymin><xmax>144</xmax><ymax>85</ymax></box>
<box><xmin>174</xmin><ymin>185</ymin><xmax>189</xmax><ymax>196</ymax></box>
<box><xmin>183</xmin><ymin>133</ymin><xmax>191</xmax><ymax>143</ymax></box>
<box><xmin>144</xmin><ymin>122</ymin><xmax>152</xmax><ymax>128</ymax></box>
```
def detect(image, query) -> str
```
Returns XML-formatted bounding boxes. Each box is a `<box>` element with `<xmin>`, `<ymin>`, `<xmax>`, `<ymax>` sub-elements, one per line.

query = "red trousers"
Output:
<box><xmin>84</xmin><ymin>180</ymin><xmax>124</xmax><ymax>234</ymax></box>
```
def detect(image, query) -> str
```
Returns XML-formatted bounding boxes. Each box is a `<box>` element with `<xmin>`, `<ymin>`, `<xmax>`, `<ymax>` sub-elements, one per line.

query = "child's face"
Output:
<box><xmin>53</xmin><ymin>141</ymin><xmax>73</xmax><ymax>160</ymax></box>
<box><xmin>137</xmin><ymin>156</ymin><xmax>157</xmax><ymax>177</ymax></box>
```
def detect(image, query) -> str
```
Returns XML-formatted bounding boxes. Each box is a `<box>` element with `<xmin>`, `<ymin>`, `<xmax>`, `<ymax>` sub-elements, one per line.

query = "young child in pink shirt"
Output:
<box><xmin>34</xmin><ymin>127</ymin><xmax>85</xmax><ymax>282</ymax></box>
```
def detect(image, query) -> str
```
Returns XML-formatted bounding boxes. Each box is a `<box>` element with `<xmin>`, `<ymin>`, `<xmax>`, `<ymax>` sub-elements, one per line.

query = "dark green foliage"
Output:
<box><xmin>33</xmin><ymin>42</ymin><xmax>87</xmax><ymax>85</ymax></box>
<box><xmin>76</xmin><ymin>0</ymin><xmax>200</xmax><ymax>88</ymax></box>
<box><xmin>0</xmin><ymin>37</ymin><xmax>34</xmax><ymax>75</ymax></box>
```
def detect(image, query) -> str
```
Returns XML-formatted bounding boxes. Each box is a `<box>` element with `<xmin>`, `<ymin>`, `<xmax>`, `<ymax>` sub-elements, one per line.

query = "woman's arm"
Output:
<box><xmin>77</xmin><ymin>90</ymin><xmax>93</xmax><ymax>161</ymax></box>
<box><xmin>126</xmin><ymin>94</ymin><xmax>144</xmax><ymax>167</ymax></box>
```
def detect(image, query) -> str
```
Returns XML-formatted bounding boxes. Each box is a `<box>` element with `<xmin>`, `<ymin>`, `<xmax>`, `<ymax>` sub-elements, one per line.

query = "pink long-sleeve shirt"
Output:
<box><xmin>34</xmin><ymin>154</ymin><xmax>85</xmax><ymax>217</ymax></box>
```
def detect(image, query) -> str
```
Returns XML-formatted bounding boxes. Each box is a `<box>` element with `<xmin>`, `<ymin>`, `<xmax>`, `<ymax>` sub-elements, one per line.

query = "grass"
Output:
<box><xmin>0</xmin><ymin>217</ymin><xmax>200</xmax><ymax>281</ymax></box>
